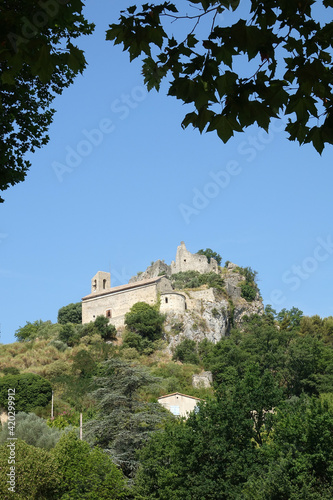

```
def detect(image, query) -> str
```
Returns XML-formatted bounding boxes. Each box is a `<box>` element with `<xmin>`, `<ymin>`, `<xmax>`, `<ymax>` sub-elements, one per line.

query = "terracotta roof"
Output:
<box><xmin>82</xmin><ymin>275</ymin><xmax>166</xmax><ymax>301</ymax></box>
<box><xmin>157</xmin><ymin>392</ymin><xmax>202</xmax><ymax>401</ymax></box>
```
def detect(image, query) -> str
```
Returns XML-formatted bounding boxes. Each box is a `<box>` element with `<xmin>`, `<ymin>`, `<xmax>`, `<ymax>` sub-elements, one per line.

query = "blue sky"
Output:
<box><xmin>1</xmin><ymin>1</ymin><xmax>333</xmax><ymax>344</ymax></box>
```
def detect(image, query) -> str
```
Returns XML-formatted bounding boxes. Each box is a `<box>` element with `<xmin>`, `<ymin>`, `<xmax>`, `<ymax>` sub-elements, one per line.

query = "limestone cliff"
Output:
<box><xmin>164</xmin><ymin>284</ymin><xmax>263</xmax><ymax>352</ymax></box>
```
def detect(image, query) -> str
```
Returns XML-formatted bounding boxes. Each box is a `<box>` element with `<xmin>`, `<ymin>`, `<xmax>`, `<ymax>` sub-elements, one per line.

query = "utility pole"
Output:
<box><xmin>51</xmin><ymin>391</ymin><xmax>54</xmax><ymax>419</ymax></box>
<box><xmin>79</xmin><ymin>413</ymin><xmax>83</xmax><ymax>440</ymax></box>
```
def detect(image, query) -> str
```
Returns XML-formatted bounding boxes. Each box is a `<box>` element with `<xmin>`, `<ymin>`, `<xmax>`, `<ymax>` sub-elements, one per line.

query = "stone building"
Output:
<box><xmin>170</xmin><ymin>241</ymin><xmax>219</xmax><ymax>275</ymax></box>
<box><xmin>82</xmin><ymin>242</ymin><xmax>216</xmax><ymax>327</ymax></box>
<box><xmin>81</xmin><ymin>242</ymin><xmax>263</xmax><ymax>338</ymax></box>
<box><xmin>82</xmin><ymin>274</ymin><xmax>178</xmax><ymax>328</ymax></box>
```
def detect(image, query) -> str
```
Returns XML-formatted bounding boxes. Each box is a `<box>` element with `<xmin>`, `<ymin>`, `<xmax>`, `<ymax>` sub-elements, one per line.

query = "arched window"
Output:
<box><xmin>103</xmin><ymin>279</ymin><xmax>107</xmax><ymax>289</ymax></box>
<box><xmin>93</xmin><ymin>279</ymin><xmax>97</xmax><ymax>291</ymax></box>
<box><xmin>165</xmin><ymin>297</ymin><xmax>168</xmax><ymax>304</ymax></box>
<box><xmin>106</xmin><ymin>309</ymin><xmax>112</xmax><ymax>318</ymax></box>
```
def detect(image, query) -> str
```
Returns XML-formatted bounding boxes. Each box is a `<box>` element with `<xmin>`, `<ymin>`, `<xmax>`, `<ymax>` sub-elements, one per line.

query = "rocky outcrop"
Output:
<box><xmin>126</xmin><ymin>246</ymin><xmax>264</xmax><ymax>352</ymax></box>
<box><xmin>129</xmin><ymin>260</ymin><xmax>171</xmax><ymax>283</ymax></box>
<box><xmin>192</xmin><ymin>371</ymin><xmax>213</xmax><ymax>388</ymax></box>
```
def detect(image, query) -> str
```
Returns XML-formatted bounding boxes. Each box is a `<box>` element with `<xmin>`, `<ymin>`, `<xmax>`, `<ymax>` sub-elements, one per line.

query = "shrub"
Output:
<box><xmin>48</xmin><ymin>340</ymin><xmax>68</xmax><ymax>352</ymax></box>
<box><xmin>0</xmin><ymin>439</ymin><xmax>61</xmax><ymax>499</ymax></box>
<box><xmin>171</xmin><ymin>271</ymin><xmax>224</xmax><ymax>290</ymax></box>
<box><xmin>121</xmin><ymin>331</ymin><xmax>157</xmax><ymax>355</ymax></box>
<box><xmin>240</xmin><ymin>282</ymin><xmax>257</xmax><ymax>302</ymax></box>
<box><xmin>0</xmin><ymin>412</ymin><xmax>62</xmax><ymax>450</ymax></box>
<box><xmin>2</xmin><ymin>367</ymin><xmax>20</xmax><ymax>375</ymax></box>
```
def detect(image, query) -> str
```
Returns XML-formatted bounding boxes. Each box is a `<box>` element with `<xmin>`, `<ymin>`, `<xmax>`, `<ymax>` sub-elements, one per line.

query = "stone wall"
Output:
<box><xmin>91</xmin><ymin>271</ymin><xmax>111</xmax><ymax>293</ymax></box>
<box><xmin>82</xmin><ymin>277</ymin><xmax>172</xmax><ymax>326</ymax></box>
<box><xmin>171</xmin><ymin>241</ymin><xmax>218</xmax><ymax>275</ymax></box>
<box><xmin>160</xmin><ymin>292</ymin><xmax>187</xmax><ymax>314</ymax></box>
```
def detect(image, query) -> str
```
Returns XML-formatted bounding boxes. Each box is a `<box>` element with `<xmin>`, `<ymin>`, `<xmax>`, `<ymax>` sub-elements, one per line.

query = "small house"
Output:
<box><xmin>157</xmin><ymin>392</ymin><xmax>202</xmax><ymax>418</ymax></box>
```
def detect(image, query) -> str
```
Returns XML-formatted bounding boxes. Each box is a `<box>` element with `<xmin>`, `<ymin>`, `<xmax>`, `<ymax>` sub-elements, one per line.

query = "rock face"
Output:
<box><xmin>125</xmin><ymin>243</ymin><xmax>264</xmax><ymax>350</ymax></box>
<box><xmin>129</xmin><ymin>260</ymin><xmax>171</xmax><ymax>283</ymax></box>
<box><xmin>164</xmin><ymin>286</ymin><xmax>264</xmax><ymax>352</ymax></box>
<box><xmin>192</xmin><ymin>371</ymin><xmax>213</xmax><ymax>388</ymax></box>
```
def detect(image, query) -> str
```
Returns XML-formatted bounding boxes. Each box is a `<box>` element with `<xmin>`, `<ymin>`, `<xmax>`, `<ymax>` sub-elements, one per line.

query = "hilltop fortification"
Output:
<box><xmin>82</xmin><ymin>242</ymin><xmax>264</xmax><ymax>345</ymax></box>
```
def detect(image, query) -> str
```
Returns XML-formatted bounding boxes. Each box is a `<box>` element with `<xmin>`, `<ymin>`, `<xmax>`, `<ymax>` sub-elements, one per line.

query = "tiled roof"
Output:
<box><xmin>157</xmin><ymin>392</ymin><xmax>202</xmax><ymax>401</ymax></box>
<box><xmin>82</xmin><ymin>276</ymin><xmax>165</xmax><ymax>301</ymax></box>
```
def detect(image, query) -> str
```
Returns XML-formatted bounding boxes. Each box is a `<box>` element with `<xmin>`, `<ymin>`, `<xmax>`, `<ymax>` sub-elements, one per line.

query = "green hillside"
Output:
<box><xmin>0</xmin><ymin>303</ymin><xmax>333</xmax><ymax>498</ymax></box>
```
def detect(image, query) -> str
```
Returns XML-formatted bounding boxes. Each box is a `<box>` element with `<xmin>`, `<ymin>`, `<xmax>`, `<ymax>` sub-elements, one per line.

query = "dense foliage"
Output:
<box><xmin>0</xmin><ymin>1</ymin><xmax>94</xmax><ymax>202</ymax></box>
<box><xmin>85</xmin><ymin>359</ymin><xmax>171</xmax><ymax>478</ymax></box>
<box><xmin>236</xmin><ymin>266</ymin><xmax>259</xmax><ymax>301</ymax></box>
<box><xmin>172</xmin><ymin>338</ymin><xmax>200</xmax><ymax>364</ymax></box>
<box><xmin>3</xmin><ymin>303</ymin><xmax>333</xmax><ymax>497</ymax></box>
<box><xmin>108</xmin><ymin>1</ymin><xmax>333</xmax><ymax>153</ymax></box>
<box><xmin>57</xmin><ymin>302</ymin><xmax>82</xmax><ymax>325</ymax></box>
<box><xmin>0</xmin><ymin>373</ymin><xmax>52</xmax><ymax>412</ymax></box>
<box><xmin>171</xmin><ymin>270</ymin><xmax>224</xmax><ymax>289</ymax></box>
<box><xmin>0</xmin><ymin>433</ymin><xmax>126</xmax><ymax>499</ymax></box>
<box><xmin>125</xmin><ymin>302</ymin><xmax>165</xmax><ymax>341</ymax></box>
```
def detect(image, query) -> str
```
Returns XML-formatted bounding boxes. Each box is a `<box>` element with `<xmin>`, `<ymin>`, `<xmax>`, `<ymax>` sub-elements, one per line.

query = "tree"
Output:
<box><xmin>108</xmin><ymin>1</ymin><xmax>333</xmax><ymax>153</ymax></box>
<box><xmin>94</xmin><ymin>315</ymin><xmax>117</xmax><ymax>341</ymax></box>
<box><xmin>0</xmin><ymin>373</ymin><xmax>52</xmax><ymax>412</ymax></box>
<box><xmin>172</xmin><ymin>338</ymin><xmax>200</xmax><ymax>364</ymax></box>
<box><xmin>0</xmin><ymin>439</ymin><xmax>61</xmax><ymax>499</ymax></box>
<box><xmin>57</xmin><ymin>302</ymin><xmax>82</xmax><ymax>324</ymax></box>
<box><xmin>197</xmin><ymin>248</ymin><xmax>222</xmax><ymax>265</ymax></box>
<box><xmin>58</xmin><ymin>322</ymin><xmax>80</xmax><ymax>346</ymax></box>
<box><xmin>244</xmin><ymin>396</ymin><xmax>333</xmax><ymax>499</ymax></box>
<box><xmin>15</xmin><ymin>319</ymin><xmax>44</xmax><ymax>342</ymax></box>
<box><xmin>52</xmin><ymin>432</ymin><xmax>126</xmax><ymax>499</ymax></box>
<box><xmin>125</xmin><ymin>302</ymin><xmax>165</xmax><ymax>341</ymax></box>
<box><xmin>0</xmin><ymin>1</ymin><xmax>94</xmax><ymax>202</ymax></box>
<box><xmin>85</xmin><ymin>359</ymin><xmax>170</xmax><ymax>478</ymax></box>
<box><xmin>135</xmin><ymin>393</ymin><xmax>259</xmax><ymax>499</ymax></box>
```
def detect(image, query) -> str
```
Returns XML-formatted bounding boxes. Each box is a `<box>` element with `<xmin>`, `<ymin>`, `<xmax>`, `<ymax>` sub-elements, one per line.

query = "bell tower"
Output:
<box><xmin>91</xmin><ymin>271</ymin><xmax>111</xmax><ymax>293</ymax></box>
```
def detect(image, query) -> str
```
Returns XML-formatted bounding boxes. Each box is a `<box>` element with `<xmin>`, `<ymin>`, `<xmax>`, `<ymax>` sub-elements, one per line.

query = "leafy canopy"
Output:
<box><xmin>0</xmin><ymin>373</ymin><xmax>52</xmax><ymax>412</ymax></box>
<box><xmin>0</xmin><ymin>1</ymin><xmax>94</xmax><ymax>202</ymax></box>
<box><xmin>197</xmin><ymin>248</ymin><xmax>222</xmax><ymax>265</ymax></box>
<box><xmin>57</xmin><ymin>302</ymin><xmax>82</xmax><ymax>325</ymax></box>
<box><xmin>108</xmin><ymin>1</ymin><xmax>333</xmax><ymax>153</ymax></box>
<box><xmin>125</xmin><ymin>302</ymin><xmax>165</xmax><ymax>341</ymax></box>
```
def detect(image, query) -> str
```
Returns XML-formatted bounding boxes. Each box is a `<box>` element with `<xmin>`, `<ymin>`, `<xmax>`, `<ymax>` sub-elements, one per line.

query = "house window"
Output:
<box><xmin>106</xmin><ymin>309</ymin><xmax>112</xmax><ymax>318</ymax></box>
<box><xmin>170</xmin><ymin>405</ymin><xmax>180</xmax><ymax>416</ymax></box>
<box><xmin>165</xmin><ymin>297</ymin><xmax>168</xmax><ymax>304</ymax></box>
<box><xmin>103</xmin><ymin>279</ymin><xmax>107</xmax><ymax>289</ymax></box>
